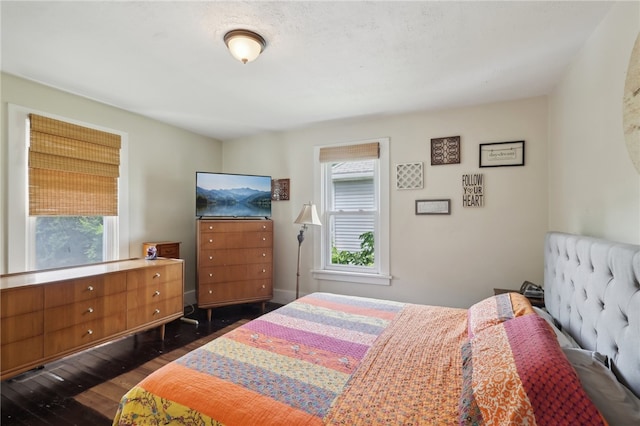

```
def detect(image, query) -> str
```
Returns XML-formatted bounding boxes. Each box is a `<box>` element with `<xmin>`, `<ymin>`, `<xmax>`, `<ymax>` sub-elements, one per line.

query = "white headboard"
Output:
<box><xmin>544</xmin><ymin>232</ymin><xmax>640</xmax><ymax>397</ymax></box>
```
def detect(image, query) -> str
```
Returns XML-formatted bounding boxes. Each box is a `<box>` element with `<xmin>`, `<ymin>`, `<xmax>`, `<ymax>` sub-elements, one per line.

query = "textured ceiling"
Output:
<box><xmin>1</xmin><ymin>1</ymin><xmax>613</xmax><ymax>141</ymax></box>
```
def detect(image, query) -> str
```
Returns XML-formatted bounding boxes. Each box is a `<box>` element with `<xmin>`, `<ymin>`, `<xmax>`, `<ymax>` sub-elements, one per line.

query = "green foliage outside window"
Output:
<box><xmin>331</xmin><ymin>231</ymin><xmax>374</xmax><ymax>266</ymax></box>
<box><xmin>35</xmin><ymin>216</ymin><xmax>104</xmax><ymax>270</ymax></box>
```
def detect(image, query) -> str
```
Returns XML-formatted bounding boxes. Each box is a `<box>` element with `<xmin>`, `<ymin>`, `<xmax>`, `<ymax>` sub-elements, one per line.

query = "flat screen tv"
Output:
<box><xmin>196</xmin><ymin>172</ymin><xmax>272</xmax><ymax>218</ymax></box>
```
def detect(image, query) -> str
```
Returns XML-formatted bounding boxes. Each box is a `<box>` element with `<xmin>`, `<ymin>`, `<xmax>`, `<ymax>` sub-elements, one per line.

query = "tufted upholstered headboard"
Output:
<box><xmin>544</xmin><ymin>232</ymin><xmax>640</xmax><ymax>397</ymax></box>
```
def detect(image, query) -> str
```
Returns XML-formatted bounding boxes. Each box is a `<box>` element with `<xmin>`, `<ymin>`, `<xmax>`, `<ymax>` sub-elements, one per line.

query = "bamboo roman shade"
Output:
<box><xmin>29</xmin><ymin>114</ymin><xmax>121</xmax><ymax>216</ymax></box>
<box><xmin>319</xmin><ymin>142</ymin><xmax>380</xmax><ymax>163</ymax></box>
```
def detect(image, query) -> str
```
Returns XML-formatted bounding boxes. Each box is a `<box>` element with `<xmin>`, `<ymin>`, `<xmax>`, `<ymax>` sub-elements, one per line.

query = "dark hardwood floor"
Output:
<box><xmin>1</xmin><ymin>302</ymin><xmax>281</xmax><ymax>426</ymax></box>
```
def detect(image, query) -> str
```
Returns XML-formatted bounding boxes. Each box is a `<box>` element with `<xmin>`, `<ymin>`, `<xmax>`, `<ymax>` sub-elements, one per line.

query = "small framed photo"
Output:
<box><xmin>479</xmin><ymin>140</ymin><xmax>525</xmax><ymax>167</ymax></box>
<box><xmin>415</xmin><ymin>199</ymin><xmax>451</xmax><ymax>215</ymax></box>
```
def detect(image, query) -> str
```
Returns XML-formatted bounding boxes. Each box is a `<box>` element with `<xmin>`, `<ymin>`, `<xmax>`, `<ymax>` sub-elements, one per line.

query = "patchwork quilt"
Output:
<box><xmin>113</xmin><ymin>292</ymin><xmax>606</xmax><ymax>425</ymax></box>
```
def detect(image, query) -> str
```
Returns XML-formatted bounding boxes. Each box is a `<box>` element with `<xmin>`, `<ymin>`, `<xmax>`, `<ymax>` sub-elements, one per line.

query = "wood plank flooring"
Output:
<box><xmin>1</xmin><ymin>302</ymin><xmax>280</xmax><ymax>426</ymax></box>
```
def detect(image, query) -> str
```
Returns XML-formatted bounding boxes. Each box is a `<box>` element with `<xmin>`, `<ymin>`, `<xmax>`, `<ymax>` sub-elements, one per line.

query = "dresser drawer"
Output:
<box><xmin>1</xmin><ymin>310</ymin><xmax>44</xmax><ymax>345</ymax></box>
<box><xmin>199</xmin><ymin>248</ymin><xmax>272</xmax><ymax>267</ymax></box>
<box><xmin>44</xmin><ymin>314</ymin><xmax>127</xmax><ymax>356</ymax></box>
<box><xmin>127</xmin><ymin>295</ymin><xmax>183</xmax><ymax>328</ymax></box>
<box><xmin>1</xmin><ymin>336</ymin><xmax>43</xmax><ymax>372</ymax></box>
<box><xmin>199</xmin><ymin>220</ymin><xmax>272</xmax><ymax>234</ymax></box>
<box><xmin>198</xmin><ymin>280</ymin><xmax>272</xmax><ymax>305</ymax></box>
<box><xmin>44</xmin><ymin>292</ymin><xmax>127</xmax><ymax>333</ymax></box>
<box><xmin>126</xmin><ymin>263</ymin><xmax>182</xmax><ymax>291</ymax></box>
<box><xmin>0</xmin><ymin>286</ymin><xmax>44</xmax><ymax>344</ymax></box>
<box><xmin>199</xmin><ymin>263</ymin><xmax>272</xmax><ymax>284</ymax></box>
<box><xmin>127</xmin><ymin>278</ymin><xmax>183</xmax><ymax>307</ymax></box>
<box><xmin>45</xmin><ymin>272</ymin><xmax>127</xmax><ymax>308</ymax></box>
<box><xmin>199</xmin><ymin>232</ymin><xmax>272</xmax><ymax>249</ymax></box>
<box><xmin>1</xmin><ymin>287</ymin><xmax>44</xmax><ymax>318</ymax></box>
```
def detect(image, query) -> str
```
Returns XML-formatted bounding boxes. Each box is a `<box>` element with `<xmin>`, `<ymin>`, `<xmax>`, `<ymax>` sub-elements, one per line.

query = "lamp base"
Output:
<box><xmin>295</xmin><ymin>226</ymin><xmax>306</xmax><ymax>299</ymax></box>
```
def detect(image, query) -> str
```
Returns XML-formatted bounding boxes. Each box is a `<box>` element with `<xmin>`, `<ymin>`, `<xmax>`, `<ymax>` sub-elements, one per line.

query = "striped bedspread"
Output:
<box><xmin>113</xmin><ymin>292</ymin><xmax>606</xmax><ymax>425</ymax></box>
<box><xmin>113</xmin><ymin>292</ymin><xmax>468</xmax><ymax>425</ymax></box>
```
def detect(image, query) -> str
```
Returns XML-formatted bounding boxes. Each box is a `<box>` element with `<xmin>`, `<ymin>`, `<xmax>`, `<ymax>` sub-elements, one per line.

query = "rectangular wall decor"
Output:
<box><xmin>415</xmin><ymin>199</ymin><xmax>451</xmax><ymax>215</ymax></box>
<box><xmin>479</xmin><ymin>140</ymin><xmax>525</xmax><ymax>167</ymax></box>
<box><xmin>431</xmin><ymin>136</ymin><xmax>461</xmax><ymax>165</ymax></box>
<box><xmin>396</xmin><ymin>162</ymin><xmax>423</xmax><ymax>190</ymax></box>
<box><xmin>271</xmin><ymin>178</ymin><xmax>290</xmax><ymax>201</ymax></box>
<box><xmin>462</xmin><ymin>173</ymin><xmax>484</xmax><ymax>207</ymax></box>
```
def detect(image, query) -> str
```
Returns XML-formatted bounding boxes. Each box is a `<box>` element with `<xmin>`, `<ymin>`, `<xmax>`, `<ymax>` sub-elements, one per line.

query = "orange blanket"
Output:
<box><xmin>113</xmin><ymin>292</ymin><xmax>606</xmax><ymax>425</ymax></box>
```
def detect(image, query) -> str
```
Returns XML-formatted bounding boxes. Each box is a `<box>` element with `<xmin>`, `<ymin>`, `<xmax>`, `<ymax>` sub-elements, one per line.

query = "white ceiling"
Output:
<box><xmin>1</xmin><ymin>1</ymin><xmax>614</xmax><ymax>142</ymax></box>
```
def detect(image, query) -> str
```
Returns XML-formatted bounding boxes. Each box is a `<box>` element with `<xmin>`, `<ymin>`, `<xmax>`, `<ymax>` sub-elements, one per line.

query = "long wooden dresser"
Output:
<box><xmin>197</xmin><ymin>219</ymin><xmax>273</xmax><ymax>321</ymax></box>
<box><xmin>0</xmin><ymin>258</ymin><xmax>184</xmax><ymax>381</ymax></box>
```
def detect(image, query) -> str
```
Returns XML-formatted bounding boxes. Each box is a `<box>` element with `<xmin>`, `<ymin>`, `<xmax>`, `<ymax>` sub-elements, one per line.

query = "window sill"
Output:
<box><xmin>311</xmin><ymin>269</ymin><xmax>392</xmax><ymax>286</ymax></box>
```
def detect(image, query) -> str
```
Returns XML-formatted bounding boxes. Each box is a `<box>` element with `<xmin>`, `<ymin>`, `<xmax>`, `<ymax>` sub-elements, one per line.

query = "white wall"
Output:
<box><xmin>224</xmin><ymin>96</ymin><xmax>549</xmax><ymax>308</ymax></box>
<box><xmin>549</xmin><ymin>2</ymin><xmax>640</xmax><ymax>244</ymax></box>
<box><xmin>3</xmin><ymin>2</ymin><xmax>634</xmax><ymax>310</ymax></box>
<box><xmin>1</xmin><ymin>73</ymin><xmax>223</xmax><ymax>298</ymax></box>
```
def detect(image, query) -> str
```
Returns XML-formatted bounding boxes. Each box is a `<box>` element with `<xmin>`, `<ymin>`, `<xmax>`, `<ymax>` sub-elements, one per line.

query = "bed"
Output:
<box><xmin>113</xmin><ymin>232</ymin><xmax>640</xmax><ymax>425</ymax></box>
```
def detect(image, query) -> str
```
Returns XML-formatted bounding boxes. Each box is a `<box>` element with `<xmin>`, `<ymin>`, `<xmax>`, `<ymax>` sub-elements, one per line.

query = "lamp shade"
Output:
<box><xmin>294</xmin><ymin>203</ymin><xmax>321</xmax><ymax>226</ymax></box>
<box><xmin>224</xmin><ymin>29</ymin><xmax>265</xmax><ymax>64</ymax></box>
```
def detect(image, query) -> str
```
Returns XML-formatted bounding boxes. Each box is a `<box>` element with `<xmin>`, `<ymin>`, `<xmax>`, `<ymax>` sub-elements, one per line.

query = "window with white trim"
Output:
<box><xmin>313</xmin><ymin>138</ymin><xmax>391</xmax><ymax>285</ymax></box>
<box><xmin>7</xmin><ymin>104</ymin><xmax>128</xmax><ymax>273</ymax></box>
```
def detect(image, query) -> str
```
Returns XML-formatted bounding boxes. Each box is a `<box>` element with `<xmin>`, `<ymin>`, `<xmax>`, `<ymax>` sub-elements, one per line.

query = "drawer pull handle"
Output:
<box><xmin>153</xmin><ymin>273</ymin><xmax>161</xmax><ymax>278</ymax></box>
<box><xmin>262</xmin><ymin>269</ymin><xmax>266</xmax><ymax>273</ymax></box>
<box><xmin>154</xmin><ymin>290</ymin><xmax>161</xmax><ymax>296</ymax></box>
<box><xmin>209</xmin><ymin>256</ymin><xmax>213</xmax><ymax>260</ymax></box>
<box><xmin>263</xmin><ymin>225</ymin><xmax>266</xmax><ymax>229</ymax></box>
<box><xmin>87</xmin><ymin>329</ymin><xmax>93</xmax><ymax>335</ymax></box>
<box><xmin>262</xmin><ymin>285</ymin><xmax>266</xmax><ymax>289</ymax></box>
<box><xmin>262</xmin><ymin>237</ymin><xmax>266</xmax><ymax>241</ymax></box>
<box><xmin>87</xmin><ymin>307</ymin><xmax>94</xmax><ymax>313</ymax></box>
<box><xmin>87</xmin><ymin>285</ymin><xmax>94</xmax><ymax>291</ymax></box>
<box><xmin>209</xmin><ymin>273</ymin><xmax>213</xmax><ymax>277</ymax></box>
<box><xmin>154</xmin><ymin>309</ymin><xmax>161</xmax><ymax>315</ymax></box>
<box><xmin>209</xmin><ymin>290</ymin><xmax>213</xmax><ymax>294</ymax></box>
<box><xmin>262</xmin><ymin>253</ymin><xmax>266</xmax><ymax>257</ymax></box>
<box><xmin>209</xmin><ymin>225</ymin><xmax>213</xmax><ymax>230</ymax></box>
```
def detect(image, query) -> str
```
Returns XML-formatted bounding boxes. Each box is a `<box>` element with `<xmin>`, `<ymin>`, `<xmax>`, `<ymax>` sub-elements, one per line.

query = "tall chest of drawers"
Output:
<box><xmin>0</xmin><ymin>258</ymin><xmax>184</xmax><ymax>381</ymax></box>
<box><xmin>197</xmin><ymin>219</ymin><xmax>273</xmax><ymax>321</ymax></box>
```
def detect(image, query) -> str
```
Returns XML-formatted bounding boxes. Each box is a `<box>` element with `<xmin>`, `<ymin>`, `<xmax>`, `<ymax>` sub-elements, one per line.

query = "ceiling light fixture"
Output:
<box><xmin>224</xmin><ymin>29</ymin><xmax>266</xmax><ymax>64</ymax></box>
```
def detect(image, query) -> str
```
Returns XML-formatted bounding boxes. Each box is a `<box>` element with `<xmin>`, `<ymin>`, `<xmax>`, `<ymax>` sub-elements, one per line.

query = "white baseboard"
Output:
<box><xmin>272</xmin><ymin>288</ymin><xmax>299</xmax><ymax>305</ymax></box>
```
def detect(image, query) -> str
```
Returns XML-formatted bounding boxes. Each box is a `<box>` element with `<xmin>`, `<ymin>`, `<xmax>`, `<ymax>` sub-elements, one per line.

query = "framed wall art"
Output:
<box><xmin>396</xmin><ymin>162</ymin><xmax>423</xmax><ymax>190</ymax></box>
<box><xmin>479</xmin><ymin>140</ymin><xmax>525</xmax><ymax>167</ymax></box>
<box><xmin>415</xmin><ymin>199</ymin><xmax>451</xmax><ymax>215</ymax></box>
<box><xmin>271</xmin><ymin>178</ymin><xmax>290</xmax><ymax>201</ymax></box>
<box><xmin>431</xmin><ymin>136</ymin><xmax>461</xmax><ymax>165</ymax></box>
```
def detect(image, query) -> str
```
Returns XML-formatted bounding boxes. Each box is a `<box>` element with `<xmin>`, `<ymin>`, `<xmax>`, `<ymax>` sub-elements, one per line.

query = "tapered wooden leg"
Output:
<box><xmin>207</xmin><ymin>308</ymin><xmax>212</xmax><ymax>322</ymax></box>
<box><xmin>159</xmin><ymin>324</ymin><xmax>165</xmax><ymax>341</ymax></box>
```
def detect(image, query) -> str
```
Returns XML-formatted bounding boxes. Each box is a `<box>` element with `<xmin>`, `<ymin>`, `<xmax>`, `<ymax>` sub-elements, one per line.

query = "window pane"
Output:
<box><xmin>35</xmin><ymin>216</ymin><xmax>104</xmax><ymax>269</ymax></box>
<box><xmin>329</xmin><ymin>214</ymin><xmax>375</xmax><ymax>267</ymax></box>
<box><xmin>331</xmin><ymin>160</ymin><xmax>374</xmax><ymax>211</ymax></box>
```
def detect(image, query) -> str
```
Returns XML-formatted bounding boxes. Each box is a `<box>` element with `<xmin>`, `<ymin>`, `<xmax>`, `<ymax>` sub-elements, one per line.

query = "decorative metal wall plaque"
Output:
<box><xmin>396</xmin><ymin>162</ymin><xmax>423</xmax><ymax>190</ymax></box>
<box><xmin>271</xmin><ymin>178</ymin><xmax>290</xmax><ymax>201</ymax></box>
<box><xmin>431</xmin><ymin>136</ymin><xmax>461</xmax><ymax>165</ymax></box>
